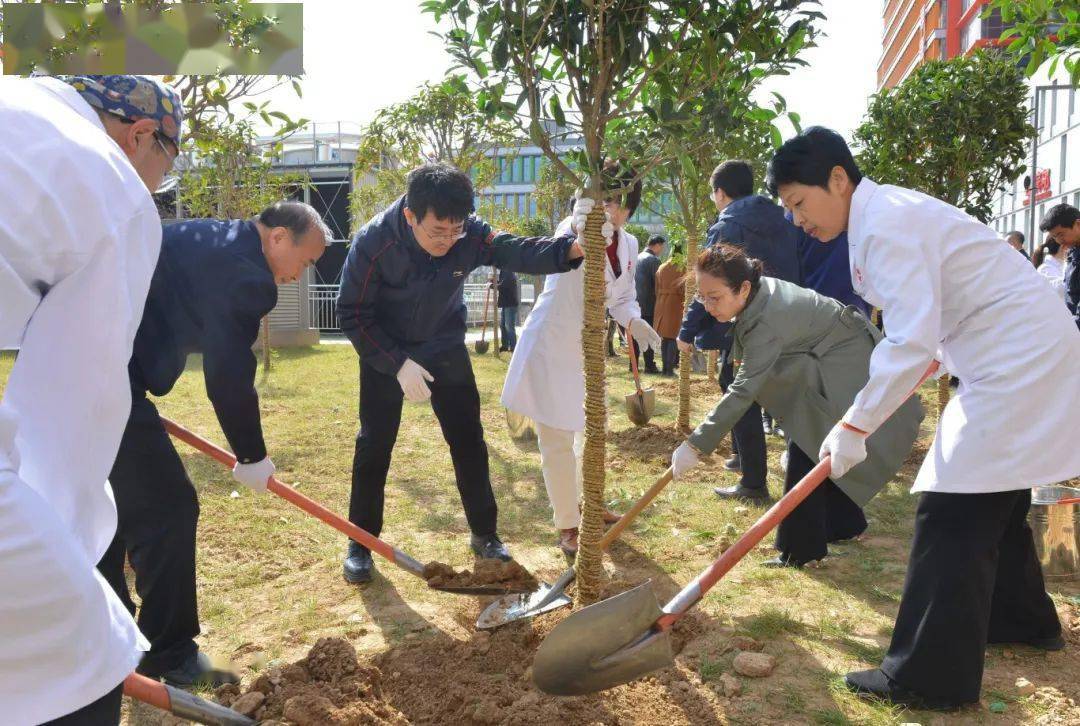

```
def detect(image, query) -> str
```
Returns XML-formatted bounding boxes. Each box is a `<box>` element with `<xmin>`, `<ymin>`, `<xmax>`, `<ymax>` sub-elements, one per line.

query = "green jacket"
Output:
<box><xmin>688</xmin><ymin>277</ymin><xmax>924</xmax><ymax>506</ymax></box>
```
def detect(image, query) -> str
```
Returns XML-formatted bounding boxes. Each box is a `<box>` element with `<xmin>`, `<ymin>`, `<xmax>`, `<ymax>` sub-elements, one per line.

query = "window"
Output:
<box><xmin>513</xmin><ymin>157</ymin><xmax>523</xmax><ymax>183</ymax></box>
<box><xmin>529</xmin><ymin>196</ymin><xmax>538</xmax><ymax>218</ymax></box>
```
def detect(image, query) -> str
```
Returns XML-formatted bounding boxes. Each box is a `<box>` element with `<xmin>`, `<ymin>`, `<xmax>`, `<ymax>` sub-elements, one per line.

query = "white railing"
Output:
<box><xmin>310</xmin><ymin>284</ymin><xmax>340</xmax><ymax>331</ymax></box>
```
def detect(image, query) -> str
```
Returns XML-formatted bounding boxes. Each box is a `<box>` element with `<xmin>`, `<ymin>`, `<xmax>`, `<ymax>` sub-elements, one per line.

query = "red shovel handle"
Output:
<box><xmin>1055</xmin><ymin>497</ymin><xmax>1080</xmax><ymax>506</ymax></box>
<box><xmin>160</xmin><ymin>417</ymin><xmax>401</xmax><ymax>567</ymax></box>
<box><xmin>124</xmin><ymin>672</ymin><xmax>171</xmax><ymax>711</ymax></box>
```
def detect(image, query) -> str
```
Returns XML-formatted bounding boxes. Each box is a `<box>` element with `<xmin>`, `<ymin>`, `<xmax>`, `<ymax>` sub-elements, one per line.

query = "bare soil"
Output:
<box><xmin>422</xmin><ymin>559</ymin><xmax>539</xmax><ymax>593</ymax></box>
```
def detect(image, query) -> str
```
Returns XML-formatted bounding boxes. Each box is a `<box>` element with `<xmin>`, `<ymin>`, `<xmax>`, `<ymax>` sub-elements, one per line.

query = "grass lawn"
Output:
<box><xmin>2</xmin><ymin>346</ymin><xmax>1078</xmax><ymax>724</ymax></box>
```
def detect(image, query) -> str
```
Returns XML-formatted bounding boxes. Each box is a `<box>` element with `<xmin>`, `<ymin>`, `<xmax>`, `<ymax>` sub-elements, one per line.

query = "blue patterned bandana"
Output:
<box><xmin>63</xmin><ymin>75</ymin><xmax>184</xmax><ymax>148</ymax></box>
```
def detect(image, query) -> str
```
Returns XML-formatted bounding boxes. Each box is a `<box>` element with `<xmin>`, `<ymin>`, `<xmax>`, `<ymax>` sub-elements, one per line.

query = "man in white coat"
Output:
<box><xmin>767</xmin><ymin>127</ymin><xmax>1080</xmax><ymax>710</ymax></box>
<box><xmin>1</xmin><ymin>75</ymin><xmax>182</xmax><ymax>724</ymax></box>
<box><xmin>502</xmin><ymin>163</ymin><xmax>662</xmax><ymax>554</ymax></box>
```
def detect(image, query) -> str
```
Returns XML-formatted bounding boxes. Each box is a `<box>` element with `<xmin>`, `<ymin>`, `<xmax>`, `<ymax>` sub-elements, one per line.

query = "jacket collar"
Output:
<box><xmin>734</xmin><ymin>277</ymin><xmax>774</xmax><ymax>327</ymax></box>
<box><xmin>848</xmin><ymin>177</ymin><xmax>878</xmax><ymax>248</ymax></box>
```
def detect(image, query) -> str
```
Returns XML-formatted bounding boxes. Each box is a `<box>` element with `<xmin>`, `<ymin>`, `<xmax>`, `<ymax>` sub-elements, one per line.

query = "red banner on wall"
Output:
<box><xmin>1025</xmin><ymin>168</ymin><xmax>1052</xmax><ymax>205</ymax></box>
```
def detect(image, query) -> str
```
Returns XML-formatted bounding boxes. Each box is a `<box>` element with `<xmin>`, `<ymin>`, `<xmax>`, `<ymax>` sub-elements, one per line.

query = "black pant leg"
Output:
<box><xmin>42</xmin><ymin>683</ymin><xmax>123</xmax><ymax>726</ymax></box>
<box><xmin>825</xmin><ymin>480</ymin><xmax>868</xmax><ymax>543</ymax></box>
<box><xmin>987</xmin><ymin>490</ymin><xmax>1062</xmax><ymax>643</ymax></box>
<box><xmin>427</xmin><ymin>345</ymin><xmax>498</xmax><ymax>537</ymax></box>
<box><xmin>348</xmin><ymin>359</ymin><xmax>404</xmax><ymax>542</ymax></box>
<box><xmin>96</xmin><ymin>535</ymin><xmax>137</xmax><ymax>618</ymax></box>
<box><xmin>774</xmin><ymin>442</ymin><xmax>829</xmax><ymax>564</ymax></box>
<box><xmin>881</xmin><ymin>491</ymin><xmax>1019</xmax><ymax>705</ymax></box>
<box><xmin>100</xmin><ymin>394</ymin><xmax>200</xmax><ymax>677</ymax></box>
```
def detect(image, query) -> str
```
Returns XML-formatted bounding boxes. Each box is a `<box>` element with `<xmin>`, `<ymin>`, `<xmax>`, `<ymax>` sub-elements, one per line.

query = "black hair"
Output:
<box><xmin>258</xmin><ymin>201</ymin><xmax>330</xmax><ymax>242</ymax></box>
<box><xmin>602</xmin><ymin>159</ymin><xmax>642</xmax><ymax>216</ymax></box>
<box><xmin>710</xmin><ymin>160</ymin><xmax>754</xmax><ymax>199</ymax></box>
<box><xmin>696</xmin><ymin>243</ymin><xmax>764</xmax><ymax>293</ymax></box>
<box><xmin>1006</xmin><ymin>230</ymin><xmax>1025</xmax><ymax>245</ymax></box>
<box><xmin>766</xmin><ymin>126</ymin><xmax>863</xmax><ymax>196</ymax></box>
<box><xmin>1039</xmin><ymin>203</ymin><xmax>1080</xmax><ymax>232</ymax></box>
<box><xmin>406</xmin><ymin>163</ymin><xmax>475</xmax><ymax>223</ymax></box>
<box><xmin>647</xmin><ymin>235</ymin><xmax>666</xmax><ymax>248</ymax></box>
<box><xmin>1032</xmin><ymin>236</ymin><xmax>1061</xmax><ymax>268</ymax></box>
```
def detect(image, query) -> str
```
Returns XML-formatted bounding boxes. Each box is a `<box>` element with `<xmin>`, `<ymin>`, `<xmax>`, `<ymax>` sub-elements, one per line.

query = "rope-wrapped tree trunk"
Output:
<box><xmin>677</xmin><ymin>235</ymin><xmax>700</xmax><ymax>432</ymax></box>
<box><xmin>575</xmin><ymin>198</ymin><xmax>610</xmax><ymax>604</ymax></box>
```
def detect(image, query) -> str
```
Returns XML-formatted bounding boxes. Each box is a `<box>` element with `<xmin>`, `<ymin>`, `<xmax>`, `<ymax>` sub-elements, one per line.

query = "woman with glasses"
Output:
<box><xmin>670</xmin><ymin>244</ymin><xmax>924</xmax><ymax>567</ymax></box>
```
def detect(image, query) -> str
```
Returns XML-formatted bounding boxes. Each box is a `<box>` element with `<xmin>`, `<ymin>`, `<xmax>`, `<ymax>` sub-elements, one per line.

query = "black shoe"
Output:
<box><xmin>471</xmin><ymin>533</ymin><xmax>512</xmax><ymax>561</ymax></box>
<box><xmin>988</xmin><ymin>634</ymin><xmax>1066</xmax><ymax>651</ymax></box>
<box><xmin>343</xmin><ymin>542</ymin><xmax>374</xmax><ymax>584</ymax></box>
<box><xmin>713</xmin><ymin>484</ymin><xmax>770</xmax><ymax>504</ymax></box>
<box><xmin>723</xmin><ymin>455</ymin><xmax>742</xmax><ymax>472</ymax></box>
<box><xmin>644</xmin><ymin>366</ymin><xmax>660</xmax><ymax>375</ymax></box>
<box><xmin>844</xmin><ymin>668</ymin><xmax>969</xmax><ymax>711</ymax></box>
<box><xmin>155</xmin><ymin>652</ymin><xmax>239</xmax><ymax>690</ymax></box>
<box><xmin>760</xmin><ymin>556</ymin><xmax>802</xmax><ymax>569</ymax></box>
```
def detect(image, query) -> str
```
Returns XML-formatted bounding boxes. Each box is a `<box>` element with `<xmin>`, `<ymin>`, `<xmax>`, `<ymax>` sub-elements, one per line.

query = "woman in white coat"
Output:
<box><xmin>502</xmin><ymin>164</ymin><xmax>662</xmax><ymax>554</ymax></box>
<box><xmin>768</xmin><ymin>127</ymin><xmax>1080</xmax><ymax>711</ymax></box>
<box><xmin>1</xmin><ymin>75</ymin><xmax>181</xmax><ymax>724</ymax></box>
<box><xmin>1034</xmin><ymin>237</ymin><xmax>1068</xmax><ymax>301</ymax></box>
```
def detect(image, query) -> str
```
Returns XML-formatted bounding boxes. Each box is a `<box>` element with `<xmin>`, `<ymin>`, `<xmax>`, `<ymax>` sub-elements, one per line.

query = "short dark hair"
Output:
<box><xmin>406</xmin><ymin>163</ymin><xmax>475</xmax><ymax>222</ymax></box>
<box><xmin>647</xmin><ymin>235</ymin><xmax>666</xmax><ymax>248</ymax></box>
<box><xmin>710</xmin><ymin>160</ymin><xmax>754</xmax><ymax>199</ymax></box>
<box><xmin>766</xmin><ymin>126</ymin><xmax>863</xmax><ymax>196</ymax></box>
<box><xmin>1039</xmin><ymin>203</ymin><xmax>1080</xmax><ymax>232</ymax></box>
<box><xmin>1005</xmin><ymin>230</ymin><xmax>1025</xmax><ymax>245</ymax></box>
<box><xmin>602</xmin><ymin>159</ymin><xmax>642</xmax><ymax>216</ymax></box>
<box><xmin>258</xmin><ymin>201</ymin><xmax>330</xmax><ymax>242</ymax></box>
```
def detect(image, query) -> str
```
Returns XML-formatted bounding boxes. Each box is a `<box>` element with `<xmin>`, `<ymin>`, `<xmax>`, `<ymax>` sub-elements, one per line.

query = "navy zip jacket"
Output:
<box><xmin>130</xmin><ymin>219</ymin><xmax>277</xmax><ymax>463</ymax></box>
<box><xmin>338</xmin><ymin>196</ymin><xmax>581</xmax><ymax>375</ymax></box>
<box><xmin>1066</xmin><ymin>247</ymin><xmax>1080</xmax><ymax>330</ymax></box>
<box><xmin>795</xmin><ymin>227</ymin><xmax>870</xmax><ymax>317</ymax></box>
<box><xmin>678</xmin><ymin>195</ymin><xmax>802</xmax><ymax>351</ymax></box>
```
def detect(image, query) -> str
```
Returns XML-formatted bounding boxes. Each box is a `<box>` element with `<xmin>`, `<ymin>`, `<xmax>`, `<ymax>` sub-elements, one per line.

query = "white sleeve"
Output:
<box><xmin>844</xmin><ymin>230</ymin><xmax>940</xmax><ymax>433</ymax></box>
<box><xmin>607</xmin><ymin>250</ymin><xmax>641</xmax><ymax>328</ymax></box>
<box><xmin>3</xmin><ymin>207</ymin><xmax>162</xmax><ymax>559</ymax></box>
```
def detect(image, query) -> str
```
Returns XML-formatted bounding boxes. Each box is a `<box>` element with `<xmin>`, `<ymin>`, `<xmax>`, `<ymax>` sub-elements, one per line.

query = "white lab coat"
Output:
<box><xmin>844</xmin><ymin>179</ymin><xmax>1080</xmax><ymax>494</ymax></box>
<box><xmin>1037</xmin><ymin>254</ymin><xmax>1067</xmax><ymax>300</ymax></box>
<box><xmin>1</xmin><ymin>77</ymin><xmax>159</xmax><ymax>724</ymax></box>
<box><xmin>502</xmin><ymin>218</ymin><xmax>640</xmax><ymax>432</ymax></box>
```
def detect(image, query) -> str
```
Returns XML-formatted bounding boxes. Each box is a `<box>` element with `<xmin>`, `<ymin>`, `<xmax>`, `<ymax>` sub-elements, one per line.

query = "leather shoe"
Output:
<box><xmin>152</xmin><ymin>651</ymin><xmax>239</xmax><ymax>690</ymax></box>
<box><xmin>723</xmin><ymin>454</ymin><xmax>741</xmax><ymax>471</ymax></box>
<box><xmin>343</xmin><ymin>542</ymin><xmax>374</xmax><ymax>584</ymax></box>
<box><xmin>558</xmin><ymin>527</ymin><xmax>579</xmax><ymax>556</ymax></box>
<box><xmin>844</xmin><ymin>668</ymin><xmax>968</xmax><ymax>711</ymax></box>
<box><xmin>471</xmin><ymin>533</ymin><xmax>512</xmax><ymax>561</ymax></box>
<box><xmin>713</xmin><ymin>484</ymin><xmax>771</xmax><ymax>503</ymax></box>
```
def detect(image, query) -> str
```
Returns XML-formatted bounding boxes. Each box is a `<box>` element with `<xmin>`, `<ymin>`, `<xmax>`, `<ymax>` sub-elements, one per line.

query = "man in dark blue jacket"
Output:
<box><xmin>678</xmin><ymin>160</ymin><xmax>801</xmax><ymax>503</ymax></box>
<box><xmin>794</xmin><ymin>224</ymin><xmax>870</xmax><ymax>318</ymax></box>
<box><xmin>1040</xmin><ymin>203</ymin><xmax>1080</xmax><ymax>329</ymax></box>
<box><xmin>337</xmin><ymin>163</ymin><xmax>583</xmax><ymax>583</ymax></box>
<box><xmin>632</xmin><ymin>235</ymin><xmax>664</xmax><ymax>373</ymax></box>
<box><xmin>97</xmin><ymin>201</ymin><xmax>328</xmax><ymax>688</ymax></box>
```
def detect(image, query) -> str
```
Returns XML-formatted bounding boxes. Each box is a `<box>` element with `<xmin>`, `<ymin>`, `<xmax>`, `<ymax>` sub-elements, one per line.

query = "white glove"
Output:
<box><xmin>818</xmin><ymin>421</ymin><xmax>868</xmax><ymax>478</ymax></box>
<box><xmin>601</xmin><ymin>220</ymin><xmax>615</xmax><ymax>239</ymax></box>
<box><xmin>572</xmin><ymin>195</ymin><xmax>595</xmax><ymax>234</ymax></box>
<box><xmin>232</xmin><ymin>456</ymin><xmax>275</xmax><ymax>493</ymax></box>
<box><xmin>628</xmin><ymin>317</ymin><xmax>662</xmax><ymax>356</ymax></box>
<box><xmin>397</xmin><ymin>358</ymin><xmax>434</xmax><ymax>402</ymax></box>
<box><xmin>671</xmin><ymin>441</ymin><xmax>701</xmax><ymax>480</ymax></box>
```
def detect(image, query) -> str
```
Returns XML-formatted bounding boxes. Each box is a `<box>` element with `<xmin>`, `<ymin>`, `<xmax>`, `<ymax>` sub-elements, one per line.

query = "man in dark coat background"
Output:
<box><xmin>632</xmin><ymin>235</ymin><xmax>665</xmax><ymax>373</ymax></box>
<box><xmin>497</xmin><ymin>267</ymin><xmax>520</xmax><ymax>352</ymax></box>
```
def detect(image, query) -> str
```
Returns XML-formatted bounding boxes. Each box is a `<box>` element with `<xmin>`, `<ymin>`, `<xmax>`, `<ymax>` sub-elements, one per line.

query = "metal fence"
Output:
<box><xmin>310</xmin><ymin>284</ymin><xmax>340</xmax><ymax>331</ymax></box>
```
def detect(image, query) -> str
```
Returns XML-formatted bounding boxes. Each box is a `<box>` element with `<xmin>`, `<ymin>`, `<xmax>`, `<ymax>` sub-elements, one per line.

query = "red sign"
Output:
<box><xmin>1025</xmin><ymin>168</ymin><xmax>1052</xmax><ymax>205</ymax></box>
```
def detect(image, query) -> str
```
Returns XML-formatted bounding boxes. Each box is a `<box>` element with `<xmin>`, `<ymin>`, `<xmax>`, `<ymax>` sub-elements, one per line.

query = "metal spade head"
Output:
<box><xmin>532</xmin><ymin>581</ymin><xmax>674</xmax><ymax>695</ymax></box>
<box><xmin>476</xmin><ymin>582</ymin><xmax>574</xmax><ymax>629</ymax></box>
<box><xmin>474</xmin><ymin>339</ymin><xmax>490</xmax><ymax>354</ymax></box>
<box><xmin>505</xmin><ymin>408</ymin><xmax>539</xmax><ymax>451</ymax></box>
<box><xmin>624</xmin><ymin>387</ymin><xmax>656</xmax><ymax>427</ymax></box>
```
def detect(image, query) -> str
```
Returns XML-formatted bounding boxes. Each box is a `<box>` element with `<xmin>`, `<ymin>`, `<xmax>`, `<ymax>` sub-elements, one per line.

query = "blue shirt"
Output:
<box><xmin>794</xmin><ymin>225</ymin><xmax>870</xmax><ymax>317</ymax></box>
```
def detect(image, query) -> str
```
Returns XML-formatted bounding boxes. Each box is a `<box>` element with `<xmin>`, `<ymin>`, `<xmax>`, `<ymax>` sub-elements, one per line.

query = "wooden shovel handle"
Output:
<box><xmin>600</xmin><ymin>469</ymin><xmax>674</xmax><ymax>549</ymax></box>
<box><xmin>626</xmin><ymin>331</ymin><xmax>644</xmax><ymax>396</ymax></box>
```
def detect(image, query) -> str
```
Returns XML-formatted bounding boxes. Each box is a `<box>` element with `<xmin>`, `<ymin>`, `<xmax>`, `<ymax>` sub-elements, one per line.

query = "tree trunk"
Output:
<box><xmin>707</xmin><ymin>350</ymin><xmax>718</xmax><ymax>381</ymax></box>
<box><xmin>677</xmin><ymin>233</ymin><xmax>700</xmax><ymax>432</ymax></box>
<box><xmin>261</xmin><ymin>316</ymin><xmax>271</xmax><ymax>373</ymax></box>
<box><xmin>574</xmin><ymin>197</ymin><xmax>609</xmax><ymax>605</ymax></box>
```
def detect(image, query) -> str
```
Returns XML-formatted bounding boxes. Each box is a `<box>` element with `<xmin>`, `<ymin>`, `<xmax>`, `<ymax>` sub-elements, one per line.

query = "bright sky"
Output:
<box><xmin>258</xmin><ymin>0</ymin><xmax>883</xmax><ymax>142</ymax></box>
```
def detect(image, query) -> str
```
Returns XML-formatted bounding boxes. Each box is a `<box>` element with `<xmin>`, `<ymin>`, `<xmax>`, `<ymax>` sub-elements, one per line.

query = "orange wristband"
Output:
<box><xmin>841</xmin><ymin>422</ymin><xmax>868</xmax><ymax>436</ymax></box>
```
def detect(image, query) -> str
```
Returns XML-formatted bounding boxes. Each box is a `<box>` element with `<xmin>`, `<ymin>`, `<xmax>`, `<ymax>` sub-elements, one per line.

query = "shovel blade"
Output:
<box><xmin>476</xmin><ymin>582</ymin><xmax>573</xmax><ymax>629</ymax></box>
<box><xmin>532</xmin><ymin>581</ymin><xmax>674</xmax><ymax>695</ymax></box>
<box><xmin>474</xmin><ymin>340</ymin><xmax>490</xmax><ymax>354</ymax></box>
<box><xmin>624</xmin><ymin>388</ymin><xmax>656</xmax><ymax>427</ymax></box>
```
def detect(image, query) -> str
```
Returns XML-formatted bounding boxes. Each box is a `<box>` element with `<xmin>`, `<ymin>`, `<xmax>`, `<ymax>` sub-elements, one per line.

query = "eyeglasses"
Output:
<box><xmin>419</xmin><ymin>222</ymin><xmax>467</xmax><ymax>243</ymax></box>
<box><xmin>693</xmin><ymin>292</ymin><xmax>722</xmax><ymax>306</ymax></box>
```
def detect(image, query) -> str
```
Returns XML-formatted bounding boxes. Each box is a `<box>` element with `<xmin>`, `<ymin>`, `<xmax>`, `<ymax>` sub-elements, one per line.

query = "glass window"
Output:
<box><xmin>529</xmin><ymin>196</ymin><xmax>537</xmax><ymax>218</ymax></box>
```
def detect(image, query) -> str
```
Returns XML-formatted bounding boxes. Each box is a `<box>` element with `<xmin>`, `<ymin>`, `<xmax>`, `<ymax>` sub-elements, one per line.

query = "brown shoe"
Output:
<box><xmin>558</xmin><ymin>528</ymin><xmax>579</xmax><ymax>556</ymax></box>
<box><xmin>601</xmin><ymin>508</ymin><xmax>622</xmax><ymax>525</ymax></box>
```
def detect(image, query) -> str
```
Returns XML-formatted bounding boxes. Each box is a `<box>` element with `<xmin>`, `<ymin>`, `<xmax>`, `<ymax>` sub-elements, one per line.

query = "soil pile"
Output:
<box><xmin>218</xmin><ymin>638</ymin><xmax>407</xmax><ymax>725</ymax></box>
<box><xmin>608</xmin><ymin>423</ymin><xmax>729</xmax><ymax>467</ymax></box>
<box><xmin>422</xmin><ymin>559</ymin><xmax>539</xmax><ymax>592</ymax></box>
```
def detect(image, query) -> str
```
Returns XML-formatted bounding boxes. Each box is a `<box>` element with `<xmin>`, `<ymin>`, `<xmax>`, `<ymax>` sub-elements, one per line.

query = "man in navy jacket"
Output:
<box><xmin>678</xmin><ymin>160</ymin><xmax>801</xmax><ymax>503</ymax></box>
<box><xmin>98</xmin><ymin>202</ymin><xmax>328</xmax><ymax>688</ymax></box>
<box><xmin>337</xmin><ymin>163</ymin><xmax>583</xmax><ymax>583</ymax></box>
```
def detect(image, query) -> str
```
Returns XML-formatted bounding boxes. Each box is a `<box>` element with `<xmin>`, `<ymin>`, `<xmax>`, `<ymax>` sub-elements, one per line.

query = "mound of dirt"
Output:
<box><xmin>423</xmin><ymin>559</ymin><xmax>539</xmax><ymax>592</ymax></box>
<box><xmin>218</xmin><ymin>638</ymin><xmax>407</xmax><ymax>725</ymax></box>
<box><xmin>608</xmin><ymin>422</ymin><xmax>729</xmax><ymax>466</ymax></box>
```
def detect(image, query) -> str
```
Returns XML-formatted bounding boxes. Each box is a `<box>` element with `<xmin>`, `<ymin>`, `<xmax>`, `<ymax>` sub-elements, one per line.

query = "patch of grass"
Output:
<box><xmin>698</xmin><ymin>657</ymin><xmax>725</xmax><ymax>682</ymax></box>
<box><xmin>741</xmin><ymin>607</ymin><xmax>803</xmax><ymax>640</ymax></box>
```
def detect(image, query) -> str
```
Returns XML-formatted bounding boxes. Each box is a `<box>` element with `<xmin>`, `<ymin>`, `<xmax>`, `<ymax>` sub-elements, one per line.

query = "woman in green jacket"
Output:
<box><xmin>671</xmin><ymin>244</ymin><xmax>924</xmax><ymax>566</ymax></box>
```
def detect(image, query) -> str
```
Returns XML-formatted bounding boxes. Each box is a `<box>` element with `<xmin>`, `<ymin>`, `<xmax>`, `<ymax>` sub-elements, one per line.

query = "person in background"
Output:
<box><xmin>1005</xmin><ymin>230</ymin><xmax>1029</xmax><ymax>260</ymax></box>
<box><xmin>1039</xmin><ymin>203</ymin><xmax>1080</xmax><ymax>330</ymax></box>
<box><xmin>632</xmin><ymin>235</ymin><xmax>665</xmax><ymax>373</ymax></box>
<box><xmin>653</xmin><ymin>240</ymin><xmax>687</xmax><ymax>376</ymax></box>
<box><xmin>497</xmin><ymin>267</ymin><xmax>520</xmax><ymax>352</ymax></box>
<box><xmin>1033</xmin><ymin>236</ymin><xmax>1067</xmax><ymax>301</ymax></box>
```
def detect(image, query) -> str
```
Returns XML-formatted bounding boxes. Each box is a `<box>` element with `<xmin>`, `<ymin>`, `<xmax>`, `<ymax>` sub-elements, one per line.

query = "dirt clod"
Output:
<box><xmin>1016</xmin><ymin>677</ymin><xmax>1036</xmax><ymax>697</ymax></box>
<box><xmin>230</xmin><ymin>690</ymin><xmax>264</xmax><ymax>717</ymax></box>
<box><xmin>719</xmin><ymin>673</ymin><xmax>742</xmax><ymax>697</ymax></box>
<box><xmin>422</xmin><ymin>559</ymin><xmax>538</xmax><ymax>592</ymax></box>
<box><xmin>732</xmin><ymin>635</ymin><xmax>763</xmax><ymax>652</ymax></box>
<box><xmin>732</xmin><ymin>651</ymin><xmax>776</xmax><ymax>677</ymax></box>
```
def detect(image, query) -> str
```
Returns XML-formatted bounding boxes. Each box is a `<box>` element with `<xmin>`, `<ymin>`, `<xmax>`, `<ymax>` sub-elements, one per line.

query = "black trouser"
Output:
<box><xmin>97</xmin><ymin>393</ymin><xmax>200</xmax><ymax>677</ymax></box>
<box><xmin>660</xmin><ymin>338</ymin><xmax>680</xmax><ymax>375</ymax></box>
<box><xmin>880</xmin><ymin>489</ymin><xmax>1060</xmax><ymax>705</ymax></box>
<box><xmin>349</xmin><ymin>344</ymin><xmax>497</xmax><ymax>547</ymax></box>
<box><xmin>43</xmin><ymin>683</ymin><xmax>123</xmax><ymax>725</ymax></box>
<box><xmin>629</xmin><ymin>313</ymin><xmax>657</xmax><ymax>372</ymax></box>
<box><xmin>775</xmin><ymin>443</ymin><xmax>867</xmax><ymax>564</ymax></box>
<box><xmin>719</xmin><ymin>356</ymin><xmax>766</xmax><ymax>490</ymax></box>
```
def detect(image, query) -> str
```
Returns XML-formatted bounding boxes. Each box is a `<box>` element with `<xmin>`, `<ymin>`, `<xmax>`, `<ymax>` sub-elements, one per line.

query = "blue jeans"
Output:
<box><xmin>500</xmin><ymin>306</ymin><xmax>518</xmax><ymax>351</ymax></box>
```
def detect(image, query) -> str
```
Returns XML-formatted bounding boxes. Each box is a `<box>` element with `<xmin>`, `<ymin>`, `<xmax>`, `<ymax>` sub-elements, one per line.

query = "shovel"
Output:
<box><xmin>161</xmin><ymin>417</ymin><xmax>532</xmax><ymax>596</ymax></box>
<box><xmin>624</xmin><ymin>335</ymin><xmax>655</xmax><ymax>427</ymax></box>
<box><xmin>124</xmin><ymin>672</ymin><xmax>254</xmax><ymax>725</ymax></box>
<box><xmin>474</xmin><ymin>275</ymin><xmax>493</xmax><ymax>354</ymax></box>
<box><xmin>533</xmin><ymin>361</ymin><xmax>940</xmax><ymax>695</ymax></box>
<box><xmin>477</xmin><ymin>468</ymin><xmax>674</xmax><ymax>629</ymax></box>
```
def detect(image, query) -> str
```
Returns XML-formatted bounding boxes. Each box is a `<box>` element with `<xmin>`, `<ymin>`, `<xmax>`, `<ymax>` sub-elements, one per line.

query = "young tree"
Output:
<box><xmin>988</xmin><ymin>0</ymin><xmax>1080</xmax><ymax>83</ymax></box>
<box><xmin>424</xmin><ymin>0</ymin><xmax>822</xmax><ymax>602</ymax></box>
